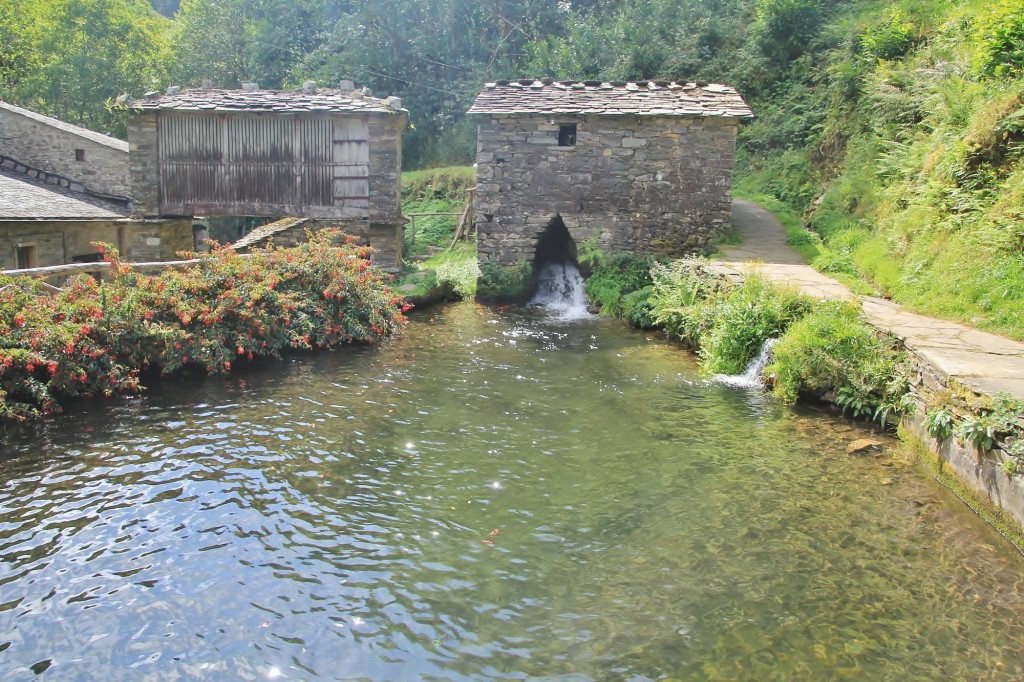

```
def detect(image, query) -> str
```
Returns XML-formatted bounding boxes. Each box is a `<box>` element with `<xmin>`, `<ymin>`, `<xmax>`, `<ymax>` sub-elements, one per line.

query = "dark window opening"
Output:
<box><xmin>16</xmin><ymin>245</ymin><xmax>37</xmax><ymax>269</ymax></box>
<box><xmin>74</xmin><ymin>148</ymin><xmax>86</xmax><ymax>161</ymax></box>
<box><xmin>558</xmin><ymin>124</ymin><xmax>577</xmax><ymax>147</ymax></box>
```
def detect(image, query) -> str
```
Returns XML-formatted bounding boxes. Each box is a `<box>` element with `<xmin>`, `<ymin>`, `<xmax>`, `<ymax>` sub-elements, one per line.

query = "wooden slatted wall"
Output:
<box><xmin>158</xmin><ymin>113</ymin><xmax>369</xmax><ymax>217</ymax></box>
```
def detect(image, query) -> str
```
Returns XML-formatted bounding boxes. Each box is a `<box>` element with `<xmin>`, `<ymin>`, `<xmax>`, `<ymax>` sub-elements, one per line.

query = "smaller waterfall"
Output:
<box><xmin>714</xmin><ymin>338</ymin><xmax>776</xmax><ymax>389</ymax></box>
<box><xmin>530</xmin><ymin>262</ymin><xmax>591</xmax><ymax>319</ymax></box>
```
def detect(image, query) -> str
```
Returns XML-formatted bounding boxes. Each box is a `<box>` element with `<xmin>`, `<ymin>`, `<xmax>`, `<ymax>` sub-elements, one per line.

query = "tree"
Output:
<box><xmin>10</xmin><ymin>0</ymin><xmax>170</xmax><ymax>136</ymax></box>
<box><xmin>171</xmin><ymin>0</ymin><xmax>332</xmax><ymax>88</ymax></box>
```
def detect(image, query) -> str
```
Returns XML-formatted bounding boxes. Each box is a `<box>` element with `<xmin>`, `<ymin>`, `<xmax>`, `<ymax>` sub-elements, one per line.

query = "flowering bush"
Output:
<box><xmin>0</xmin><ymin>231</ymin><xmax>407</xmax><ymax>421</ymax></box>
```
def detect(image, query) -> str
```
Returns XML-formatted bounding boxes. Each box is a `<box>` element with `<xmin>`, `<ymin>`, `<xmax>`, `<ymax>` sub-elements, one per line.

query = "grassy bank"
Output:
<box><xmin>585</xmin><ymin>251</ymin><xmax>913</xmax><ymax>425</ymax></box>
<box><xmin>739</xmin><ymin>0</ymin><xmax>1024</xmax><ymax>341</ymax></box>
<box><xmin>585</xmin><ymin>246</ymin><xmax>1024</xmax><ymax>476</ymax></box>
<box><xmin>397</xmin><ymin>166</ymin><xmax>479</xmax><ymax>302</ymax></box>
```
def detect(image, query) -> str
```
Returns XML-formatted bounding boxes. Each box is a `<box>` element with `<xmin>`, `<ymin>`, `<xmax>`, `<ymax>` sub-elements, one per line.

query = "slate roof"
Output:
<box><xmin>467</xmin><ymin>79</ymin><xmax>753</xmax><ymax>119</ymax></box>
<box><xmin>0</xmin><ymin>167</ymin><xmax>129</xmax><ymax>220</ymax></box>
<box><xmin>0</xmin><ymin>100</ymin><xmax>129</xmax><ymax>152</ymax></box>
<box><xmin>129</xmin><ymin>88</ymin><xmax>405</xmax><ymax>115</ymax></box>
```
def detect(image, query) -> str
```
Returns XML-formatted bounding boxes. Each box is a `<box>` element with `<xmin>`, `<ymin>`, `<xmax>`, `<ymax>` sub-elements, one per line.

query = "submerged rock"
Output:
<box><xmin>846</xmin><ymin>438</ymin><xmax>884</xmax><ymax>455</ymax></box>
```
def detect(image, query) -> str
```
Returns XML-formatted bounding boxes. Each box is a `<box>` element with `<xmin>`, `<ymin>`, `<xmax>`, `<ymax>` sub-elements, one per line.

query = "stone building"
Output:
<box><xmin>127</xmin><ymin>84</ymin><xmax>407</xmax><ymax>271</ymax></box>
<box><xmin>467</xmin><ymin>79</ymin><xmax>752</xmax><ymax>268</ymax></box>
<box><xmin>0</xmin><ymin>100</ymin><xmax>131</xmax><ymax>199</ymax></box>
<box><xmin>0</xmin><ymin>100</ymin><xmax>190</xmax><ymax>271</ymax></box>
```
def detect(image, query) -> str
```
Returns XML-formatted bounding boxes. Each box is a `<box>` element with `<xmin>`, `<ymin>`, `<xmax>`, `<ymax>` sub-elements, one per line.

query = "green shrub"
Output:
<box><xmin>648</xmin><ymin>259</ymin><xmax>724</xmax><ymax>347</ymax></box>
<box><xmin>923</xmin><ymin>405</ymin><xmax>957</xmax><ymax>440</ymax></box>
<box><xmin>699</xmin><ymin>276</ymin><xmax>813</xmax><ymax>375</ymax></box>
<box><xmin>956</xmin><ymin>394</ymin><xmax>1024</xmax><ymax>451</ymax></box>
<box><xmin>433</xmin><ymin>246</ymin><xmax>480</xmax><ymax>299</ymax></box>
<box><xmin>812</xmin><ymin>249</ymin><xmax>858</xmax><ymax>276</ymax></box>
<box><xmin>752</xmin><ymin>0</ymin><xmax>825</xmax><ymax>63</ymax></box>
<box><xmin>477</xmin><ymin>260</ymin><xmax>532</xmax><ymax>301</ymax></box>
<box><xmin>974</xmin><ymin>0</ymin><xmax>1024</xmax><ymax>77</ymax></box>
<box><xmin>859</xmin><ymin>8</ymin><xmax>916</xmax><ymax>61</ymax></box>
<box><xmin>0</xmin><ymin>232</ymin><xmax>407</xmax><ymax>421</ymax></box>
<box><xmin>767</xmin><ymin>300</ymin><xmax>904</xmax><ymax>415</ymax></box>
<box><xmin>583</xmin><ymin>252</ymin><xmax>655</xmax><ymax>317</ymax></box>
<box><xmin>622</xmin><ymin>286</ymin><xmax>658</xmax><ymax>329</ymax></box>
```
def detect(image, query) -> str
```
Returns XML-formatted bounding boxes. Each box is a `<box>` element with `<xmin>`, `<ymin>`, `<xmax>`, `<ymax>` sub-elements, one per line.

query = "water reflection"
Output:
<box><xmin>1</xmin><ymin>302</ymin><xmax>1023</xmax><ymax>680</ymax></box>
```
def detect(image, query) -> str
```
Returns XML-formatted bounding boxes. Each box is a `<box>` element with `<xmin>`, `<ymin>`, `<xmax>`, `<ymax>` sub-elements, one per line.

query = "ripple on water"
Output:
<box><xmin>1</xmin><ymin>302</ymin><xmax>1024</xmax><ymax>680</ymax></box>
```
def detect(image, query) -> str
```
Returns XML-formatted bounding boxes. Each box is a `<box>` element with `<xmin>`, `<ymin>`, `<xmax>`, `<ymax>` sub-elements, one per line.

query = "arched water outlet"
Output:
<box><xmin>529</xmin><ymin>215</ymin><xmax>589</xmax><ymax>316</ymax></box>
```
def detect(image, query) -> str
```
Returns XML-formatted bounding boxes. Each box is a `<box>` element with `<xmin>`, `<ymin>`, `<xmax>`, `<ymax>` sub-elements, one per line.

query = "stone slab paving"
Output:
<box><xmin>710</xmin><ymin>199</ymin><xmax>1024</xmax><ymax>401</ymax></box>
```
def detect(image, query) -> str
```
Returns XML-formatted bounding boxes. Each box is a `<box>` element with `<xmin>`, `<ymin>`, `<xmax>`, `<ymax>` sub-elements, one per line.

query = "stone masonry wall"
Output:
<box><xmin>901</xmin><ymin>351</ymin><xmax>1024</xmax><ymax>529</ymax></box>
<box><xmin>367</xmin><ymin>115</ymin><xmax>403</xmax><ymax>225</ymax></box>
<box><xmin>475</xmin><ymin>114</ymin><xmax>738</xmax><ymax>266</ymax></box>
<box><xmin>0</xmin><ymin>218</ymin><xmax>192</xmax><ymax>270</ymax></box>
<box><xmin>127</xmin><ymin>111</ymin><xmax>160</xmax><ymax>216</ymax></box>
<box><xmin>0</xmin><ymin>101</ymin><xmax>130</xmax><ymax>198</ymax></box>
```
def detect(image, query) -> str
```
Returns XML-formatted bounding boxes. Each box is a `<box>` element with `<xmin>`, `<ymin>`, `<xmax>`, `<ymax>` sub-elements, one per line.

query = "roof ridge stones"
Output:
<box><xmin>468</xmin><ymin>78</ymin><xmax>752</xmax><ymax>119</ymax></box>
<box><xmin>128</xmin><ymin>86</ymin><xmax>408</xmax><ymax>115</ymax></box>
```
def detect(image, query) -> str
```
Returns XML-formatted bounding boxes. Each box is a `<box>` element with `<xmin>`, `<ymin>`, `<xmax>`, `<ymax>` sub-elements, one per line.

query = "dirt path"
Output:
<box><xmin>711</xmin><ymin>199</ymin><xmax>1024</xmax><ymax>400</ymax></box>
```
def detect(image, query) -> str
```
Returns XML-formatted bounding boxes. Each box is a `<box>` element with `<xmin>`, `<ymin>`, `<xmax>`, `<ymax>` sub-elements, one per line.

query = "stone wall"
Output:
<box><xmin>902</xmin><ymin>353</ymin><xmax>1024</xmax><ymax>529</ymax></box>
<box><xmin>367</xmin><ymin>115</ymin><xmax>403</xmax><ymax>225</ymax></box>
<box><xmin>0</xmin><ymin>218</ymin><xmax>192</xmax><ymax>270</ymax></box>
<box><xmin>475</xmin><ymin>114</ymin><xmax>739</xmax><ymax>266</ymax></box>
<box><xmin>127</xmin><ymin>111</ymin><xmax>160</xmax><ymax>216</ymax></box>
<box><xmin>0</xmin><ymin>100</ymin><xmax>130</xmax><ymax>198</ymax></box>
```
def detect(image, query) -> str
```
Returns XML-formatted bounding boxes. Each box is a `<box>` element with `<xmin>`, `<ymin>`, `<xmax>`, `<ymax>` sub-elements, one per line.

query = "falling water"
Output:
<box><xmin>715</xmin><ymin>338</ymin><xmax>776</xmax><ymax>389</ymax></box>
<box><xmin>529</xmin><ymin>261</ymin><xmax>591</xmax><ymax>318</ymax></box>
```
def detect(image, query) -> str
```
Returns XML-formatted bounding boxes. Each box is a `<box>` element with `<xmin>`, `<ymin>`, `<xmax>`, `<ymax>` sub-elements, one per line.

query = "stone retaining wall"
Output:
<box><xmin>902</xmin><ymin>353</ymin><xmax>1024</xmax><ymax>529</ymax></box>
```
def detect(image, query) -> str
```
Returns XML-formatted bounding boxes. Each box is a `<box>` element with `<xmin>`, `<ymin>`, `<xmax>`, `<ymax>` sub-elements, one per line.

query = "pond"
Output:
<box><xmin>2</xmin><ymin>301</ymin><xmax>1024</xmax><ymax>680</ymax></box>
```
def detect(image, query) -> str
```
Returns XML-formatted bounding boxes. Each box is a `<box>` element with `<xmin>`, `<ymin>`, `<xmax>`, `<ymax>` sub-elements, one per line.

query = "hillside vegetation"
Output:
<box><xmin>739</xmin><ymin>0</ymin><xmax>1024</xmax><ymax>340</ymax></box>
<box><xmin>1</xmin><ymin>0</ymin><xmax>1022</xmax><ymax>336</ymax></box>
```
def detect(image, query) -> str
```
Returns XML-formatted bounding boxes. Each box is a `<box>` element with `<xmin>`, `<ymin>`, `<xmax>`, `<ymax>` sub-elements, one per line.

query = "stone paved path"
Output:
<box><xmin>710</xmin><ymin>199</ymin><xmax>1024</xmax><ymax>400</ymax></box>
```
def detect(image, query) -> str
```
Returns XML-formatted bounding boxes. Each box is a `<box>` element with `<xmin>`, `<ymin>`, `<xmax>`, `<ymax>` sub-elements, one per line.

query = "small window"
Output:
<box><xmin>75</xmin><ymin>148</ymin><xmax>86</xmax><ymax>161</ymax></box>
<box><xmin>16</xmin><ymin>244</ymin><xmax>38</xmax><ymax>269</ymax></box>
<box><xmin>558</xmin><ymin>124</ymin><xmax>577</xmax><ymax>147</ymax></box>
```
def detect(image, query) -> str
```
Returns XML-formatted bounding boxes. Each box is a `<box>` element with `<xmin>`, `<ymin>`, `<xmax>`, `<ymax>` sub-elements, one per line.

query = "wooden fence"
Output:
<box><xmin>404</xmin><ymin>187</ymin><xmax>477</xmax><ymax>251</ymax></box>
<box><xmin>0</xmin><ymin>257</ymin><xmax>211</xmax><ymax>286</ymax></box>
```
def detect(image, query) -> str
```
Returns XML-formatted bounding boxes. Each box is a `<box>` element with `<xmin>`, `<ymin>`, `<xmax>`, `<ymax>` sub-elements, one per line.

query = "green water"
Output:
<box><xmin>2</xmin><ymin>302</ymin><xmax>1023</xmax><ymax>680</ymax></box>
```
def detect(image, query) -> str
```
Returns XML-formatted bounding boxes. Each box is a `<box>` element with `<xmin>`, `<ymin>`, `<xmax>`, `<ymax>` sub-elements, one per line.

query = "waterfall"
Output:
<box><xmin>529</xmin><ymin>262</ymin><xmax>591</xmax><ymax>319</ymax></box>
<box><xmin>714</xmin><ymin>338</ymin><xmax>776</xmax><ymax>389</ymax></box>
